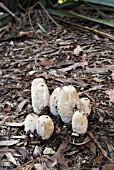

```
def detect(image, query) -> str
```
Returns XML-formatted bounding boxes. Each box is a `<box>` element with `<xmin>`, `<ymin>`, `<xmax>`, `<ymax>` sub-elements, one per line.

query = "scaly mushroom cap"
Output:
<box><xmin>32</xmin><ymin>83</ymin><xmax>50</xmax><ymax>114</ymax></box>
<box><xmin>31</xmin><ymin>78</ymin><xmax>46</xmax><ymax>95</ymax></box>
<box><xmin>24</xmin><ymin>113</ymin><xmax>38</xmax><ymax>134</ymax></box>
<box><xmin>72</xmin><ymin>110</ymin><xmax>88</xmax><ymax>134</ymax></box>
<box><xmin>36</xmin><ymin>115</ymin><xmax>54</xmax><ymax>140</ymax></box>
<box><xmin>58</xmin><ymin>85</ymin><xmax>80</xmax><ymax>123</ymax></box>
<box><xmin>80</xmin><ymin>98</ymin><xmax>91</xmax><ymax>116</ymax></box>
<box><xmin>50</xmin><ymin>87</ymin><xmax>61</xmax><ymax>116</ymax></box>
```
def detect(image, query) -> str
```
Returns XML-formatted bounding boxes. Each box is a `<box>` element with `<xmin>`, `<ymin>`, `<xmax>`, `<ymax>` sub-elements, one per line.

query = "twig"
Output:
<box><xmin>87</xmin><ymin>131</ymin><xmax>113</xmax><ymax>162</ymax></box>
<box><xmin>28</xmin><ymin>2</ymin><xmax>60</xmax><ymax>28</ymax></box>
<box><xmin>13</xmin><ymin>158</ymin><xmax>37</xmax><ymax>170</ymax></box>
<box><xmin>0</xmin><ymin>2</ymin><xmax>19</xmax><ymax>21</ymax></box>
<box><xmin>53</xmin><ymin>16</ymin><xmax>114</xmax><ymax>41</ymax></box>
<box><xmin>28</xmin><ymin>12</ymin><xmax>43</xmax><ymax>40</ymax></box>
<box><xmin>38</xmin><ymin>2</ymin><xmax>60</xmax><ymax>28</ymax></box>
<box><xmin>70</xmin><ymin>138</ymin><xmax>91</xmax><ymax>146</ymax></box>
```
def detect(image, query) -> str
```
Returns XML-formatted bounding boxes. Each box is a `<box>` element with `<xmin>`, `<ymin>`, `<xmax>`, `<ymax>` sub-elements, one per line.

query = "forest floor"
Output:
<box><xmin>0</xmin><ymin>9</ymin><xmax>114</xmax><ymax>170</ymax></box>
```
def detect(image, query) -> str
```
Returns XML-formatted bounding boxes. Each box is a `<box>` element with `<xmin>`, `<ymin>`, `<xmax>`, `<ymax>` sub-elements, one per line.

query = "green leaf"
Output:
<box><xmin>48</xmin><ymin>9</ymin><xmax>114</xmax><ymax>27</ymax></box>
<box><xmin>56</xmin><ymin>1</ymin><xmax>83</xmax><ymax>9</ymax></box>
<box><xmin>83</xmin><ymin>0</ymin><xmax>114</xmax><ymax>7</ymax></box>
<box><xmin>37</xmin><ymin>23</ymin><xmax>47</xmax><ymax>33</ymax></box>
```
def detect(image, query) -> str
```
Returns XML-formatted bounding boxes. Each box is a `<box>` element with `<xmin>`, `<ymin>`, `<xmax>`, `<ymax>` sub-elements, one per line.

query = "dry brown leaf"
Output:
<box><xmin>5</xmin><ymin>122</ymin><xmax>24</xmax><ymax>127</ymax></box>
<box><xmin>93</xmin><ymin>154</ymin><xmax>103</xmax><ymax>165</ymax></box>
<box><xmin>37</xmin><ymin>59</ymin><xmax>55</xmax><ymax>67</ymax></box>
<box><xmin>111</xmin><ymin>71</ymin><xmax>114</xmax><ymax>80</ymax></box>
<box><xmin>34</xmin><ymin>163</ymin><xmax>44</xmax><ymax>170</ymax></box>
<box><xmin>73</xmin><ymin>45</ymin><xmax>83</xmax><ymax>56</ymax></box>
<box><xmin>102</xmin><ymin>163</ymin><xmax>114</xmax><ymax>170</ymax></box>
<box><xmin>18</xmin><ymin>31</ymin><xmax>32</xmax><ymax>37</ymax></box>
<box><xmin>58</xmin><ymin>62</ymin><xmax>83</xmax><ymax>72</ymax></box>
<box><xmin>0</xmin><ymin>140</ymin><xmax>19</xmax><ymax>146</ymax></box>
<box><xmin>16</xmin><ymin>99</ymin><xmax>28</xmax><ymax>112</ymax></box>
<box><xmin>45</xmin><ymin>138</ymin><xmax>69</xmax><ymax>170</ymax></box>
<box><xmin>3</xmin><ymin>103</ymin><xmax>12</xmax><ymax>113</ymax></box>
<box><xmin>4</xmin><ymin>152</ymin><xmax>17</xmax><ymax>165</ymax></box>
<box><xmin>103</xmin><ymin>137</ymin><xmax>114</xmax><ymax>160</ymax></box>
<box><xmin>106</xmin><ymin>89</ymin><xmax>114</xmax><ymax>103</ymax></box>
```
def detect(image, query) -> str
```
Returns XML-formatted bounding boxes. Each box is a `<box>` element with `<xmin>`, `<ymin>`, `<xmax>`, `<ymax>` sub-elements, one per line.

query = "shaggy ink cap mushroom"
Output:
<box><xmin>58</xmin><ymin>85</ymin><xmax>80</xmax><ymax>123</ymax></box>
<box><xmin>72</xmin><ymin>110</ymin><xmax>88</xmax><ymax>135</ymax></box>
<box><xmin>36</xmin><ymin>115</ymin><xmax>54</xmax><ymax>140</ymax></box>
<box><xmin>50</xmin><ymin>87</ymin><xmax>61</xmax><ymax>116</ymax></box>
<box><xmin>31</xmin><ymin>80</ymin><xmax>50</xmax><ymax>114</ymax></box>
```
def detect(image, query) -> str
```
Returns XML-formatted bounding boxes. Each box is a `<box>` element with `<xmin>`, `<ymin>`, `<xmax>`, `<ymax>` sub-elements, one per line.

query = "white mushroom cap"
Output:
<box><xmin>72</xmin><ymin>110</ymin><xmax>88</xmax><ymax>134</ymax></box>
<box><xmin>32</xmin><ymin>83</ymin><xmax>50</xmax><ymax>114</ymax></box>
<box><xmin>31</xmin><ymin>78</ymin><xmax>46</xmax><ymax>95</ymax></box>
<box><xmin>58</xmin><ymin>85</ymin><xmax>80</xmax><ymax>123</ymax></box>
<box><xmin>24</xmin><ymin>113</ymin><xmax>38</xmax><ymax>134</ymax></box>
<box><xmin>80</xmin><ymin>98</ymin><xmax>91</xmax><ymax>116</ymax></box>
<box><xmin>50</xmin><ymin>87</ymin><xmax>61</xmax><ymax>116</ymax></box>
<box><xmin>36</xmin><ymin>115</ymin><xmax>54</xmax><ymax>140</ymax></box>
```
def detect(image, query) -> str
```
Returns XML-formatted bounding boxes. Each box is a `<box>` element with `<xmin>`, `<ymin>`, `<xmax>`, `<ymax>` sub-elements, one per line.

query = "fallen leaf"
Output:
<box><xmin>0</xmin><ymin>140</ymin><xmax>19</xmax><ymax>146</ymax></box>
<box><xmin>34</xmin><ymin>163</ymin><xmax>44</xmax><ymax>170</ymax></box>
<box><xmin>17</xmin><ymin>147</ymin><xmax>27</xmax><ymax>161</ymax></box>
<box><xmin>5</xmin><ymin>122</ymin><xmax>24</xmax><ymax>127</ymax></box>
<box><xmin>92</xmin><ymin>77</ymin><xmax>103</xmax><ymax>83</ymax></box>
<box><xmin>46</xmin><ymin>138</ymin><xmax>69</xmax><ymax>170</ymax></box>
<box><xmin>106</xmin><ymin>89</ymin><xmax>114</xmax><ymax>103</ymax></box>
<box><xmin>58</xmin><ymin>62</ymin><xmax>83</xmax><ymax>72</ymax></box>
<box><xmin>4</xmin><ymin>152</ymin><xmax>17</xmax><ymax>165</ymax></box>
<box><xmin>111</xmin><ymin>71</ymin><xmax>114</xmax><ymax>80</ymax></box>
<box><xmin>102</xmin><ymin>163</ymin><xmax>114</xmax><ymax>170</ymax></box>
<box><xmin>43</xmin><ymin>147</ymin><xmax>55</xmax><ymax>155</ymax></box>
<box><xmin>73</xmin><ymin>45</ymin><xmax>83</xmax><ymax>56</ymax></box>
<box><xmin>103</xmin><ymin>137</ymin><xmax>114</xmax><ymax>160</ymax></box>
<box><xmin>93</xmin><ymin>154</ymin><xmax>103</xmax><ymax>165</ymax></box>
<box><xmin>18</xmin><ymin>31</ymin><xmax>32</xmax><ymax>37</ymax></box>
<box><xmin>3</xmin><ymin>103</ymin><xmax>12</xmax><ymax>113</ymax></box>
<box><xmin>37</xmin><ymin>59</ymin><xmax>55</xmax><ymax>67</ymax></box>
<box><xmin>16</xmin><ymin>99</ymin><xmax>28</xmax><ymax>112</ymax></box>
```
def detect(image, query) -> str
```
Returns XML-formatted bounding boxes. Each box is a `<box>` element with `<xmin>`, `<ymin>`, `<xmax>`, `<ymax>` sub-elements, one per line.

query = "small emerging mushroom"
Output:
<box><xmin>58</xmin><ymin>85</ymin><xmax>80</xmax><ymax>123</ymax></box>
<box><xmin>72</xmin><ymin>110</ymin><xmax>88</xmax><ymax>135</ymax></box>
<box><xmin>31</xmin><ymin>82</ymin><xmax>50</xmax><ymax>114</ymax></box>
<box><xmin>36</xmin><ymin>115</ymin><xmax>54</xmax><ymax>140</ymax></box>
<box><xmin>31</xmin><ymin>78</ymin><xmax>46</xmax><ymax>94</ymax></box>
<box><xmin>50</xmin><ymin>87</ymin><xmax>61</xmax><ymax>116</ymax></box>
<box><xmin>80</xmin><ymin>97</ymin><xmax>91</xmax><ymax>116</ymax></box>
<box><xmin>24</xmin><ymin>113</ymin><xmax>38</xmax><ymax>134</ymax></box>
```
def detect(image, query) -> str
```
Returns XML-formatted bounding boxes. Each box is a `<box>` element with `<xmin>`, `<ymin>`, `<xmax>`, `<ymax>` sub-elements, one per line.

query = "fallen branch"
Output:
<box><xmin>53</xmin><ymin>16</ymin><xmax>114</xmax><ymax>41</ymax></box>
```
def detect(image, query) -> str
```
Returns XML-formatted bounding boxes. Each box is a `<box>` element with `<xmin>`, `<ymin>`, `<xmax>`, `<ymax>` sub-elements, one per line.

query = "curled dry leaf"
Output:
<box><xmin>45</xmin><ymin>138</ymin><xmax>69</xmax><ymax>170</ymax></box>
<box><xmin>106</xmin><ymin>89</ymin><xmax>114</xmax><ymax>103</ymax></box>
<box><xmin>16</xmin><ymin>99</ymin><xmax>28</xmax><ymax>112</ymax></box>
<box><xmin>102</xmin><ymin>163</ymin><xmax>114</xmax><ymax>170</ymax></box>
<box><xmin>24</xmin><ymin>113</ymin><xmax>38</xmax><ymax>134</ymax></box>
<box><xmin>111</xmin><ymin>71</ymin><xmax>114</xmax><ymax>80</ymax></box>
<box><xmin>4</xmin><ymin>152</ymin><xmax>17</xmax><ymax>165</ymax></box>
<box><xmin>73</xmin><ymin>45</ymin><xmax>83</xmax><ymax>56</ymax></box>
<box><xmin>36</xmin><ymin>115</ymin><xmax>54</xmax><ymax>140</ymax></box>
<box><xmin>72</xmin><ymin>110</ymin><xmax>88</xmax><ymax>135</ymax></box>
<box><xmin>0</xmin><ymin>140</ymin><xmax>19</xmax><ymax>146</ymax></box>
<box><xmin>58</xmin><ymin>85</ymin><xmax>80</xmax><ymax>123</ymax></box>
<box><xmin>5</xmin><ymin>122</ymin><xmax>24</xmax><ymax>127</ymax></box>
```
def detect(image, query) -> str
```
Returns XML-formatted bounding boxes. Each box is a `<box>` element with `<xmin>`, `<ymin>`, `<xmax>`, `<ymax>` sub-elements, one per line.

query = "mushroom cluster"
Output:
<box><xmin>24</xmin><ymin>78</ymin><xmax>91</xmax><ymax>139</ymax></box>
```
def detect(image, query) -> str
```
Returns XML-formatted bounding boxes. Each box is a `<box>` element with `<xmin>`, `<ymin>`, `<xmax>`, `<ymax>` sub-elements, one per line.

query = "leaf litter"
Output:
<box><xmin>0</xmin><ymin>8</ymin><xmax>114</xmax><ymax>170</ymax></box>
